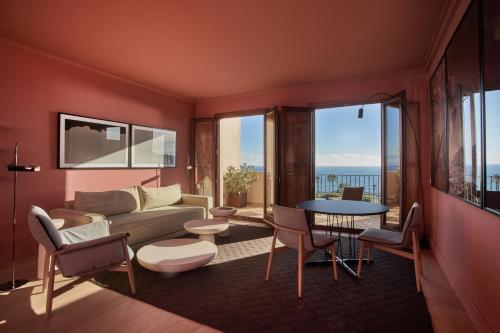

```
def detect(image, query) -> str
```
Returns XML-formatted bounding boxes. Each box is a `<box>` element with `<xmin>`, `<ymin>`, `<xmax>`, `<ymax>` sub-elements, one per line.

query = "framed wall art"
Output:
<box><xmin>58</xmin><ymin>113</ymin><xmax>129</xmax><ymax>168</ymax></box>
<box><xmin>131</xmin><ymin>125</ymin><xmax>176</xmax><ymax>168</ymax></box>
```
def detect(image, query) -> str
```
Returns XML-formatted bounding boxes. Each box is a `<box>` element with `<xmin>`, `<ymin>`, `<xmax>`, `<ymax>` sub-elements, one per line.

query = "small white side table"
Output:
<box><xmin>37</xmin><ymin>218</ymin><xmax>64</xmax><ymax>279</ymax></box>
<box><xmin>183</xmin><ymin>219</ymin><xmax>229</xmax><ymax>244</ymax></box>
<box><xmin>209</xmin><ymin>207</ymin><xmax>237</xmax><ymax>237</ymax></box>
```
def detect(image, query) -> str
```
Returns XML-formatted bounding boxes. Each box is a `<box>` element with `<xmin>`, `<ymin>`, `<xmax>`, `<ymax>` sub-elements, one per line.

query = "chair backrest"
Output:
<box><xmin>342</xmin><ymin>187</ymin><xmax>364</xmax><ymax>201</ymax></box>
<box><xmin>400</xmin><ymin>202</ymin><xmax>420</xmax><ymax>247</ymax></box>
<box><xmin>272</xmin><ymin>205</ymin><xmax>314</xmax><ymax>251</ymax></box>
<box><xmin>28</xmin><ymin>205</ymin><xmax>63</xmax><ymax>252</ymax></box>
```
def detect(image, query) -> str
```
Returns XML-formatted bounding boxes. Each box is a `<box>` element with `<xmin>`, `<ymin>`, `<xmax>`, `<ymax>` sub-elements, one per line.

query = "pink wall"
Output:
<box><xmin>424</xmin><ymin>1</ymin><xmax>500</xmax><ymax>331</ymax></box>
<box><xmin>0</xmin><ymin>41</ymin><xmax>195</xmax><ymax>265</ymax></box>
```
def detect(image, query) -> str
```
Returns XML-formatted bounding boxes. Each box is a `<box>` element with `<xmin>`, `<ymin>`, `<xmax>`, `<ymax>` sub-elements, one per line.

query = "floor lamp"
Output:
<box><xmin>0</xmin><ymin>143</ymin><xmax>40</xmax><ymax>292</ymax></box>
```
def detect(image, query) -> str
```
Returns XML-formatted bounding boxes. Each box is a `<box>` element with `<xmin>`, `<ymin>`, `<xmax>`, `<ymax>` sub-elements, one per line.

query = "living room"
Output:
<box><xmin>1</xmin><ymin>1</ymin><xmax>499</xmax><ymax>332</ymax></box>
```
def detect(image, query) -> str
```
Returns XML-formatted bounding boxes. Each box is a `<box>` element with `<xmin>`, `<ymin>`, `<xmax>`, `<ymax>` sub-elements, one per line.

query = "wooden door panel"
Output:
<box><xmin>192</xmin><ymin>119</ymin><xmax>216</xmax><ymax>201</ymax></box>
<box><xmin>279</xmin><ymin>107</ymin><xmax>314</xmax><ymax>208</ymax></box>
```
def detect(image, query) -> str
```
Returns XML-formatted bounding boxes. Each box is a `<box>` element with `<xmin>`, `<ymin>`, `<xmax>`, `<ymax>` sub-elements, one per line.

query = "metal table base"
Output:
<box><xmin>306</xmin><ymin>214</ymin><xmax>372</xmax><ymax>278</ymax></box>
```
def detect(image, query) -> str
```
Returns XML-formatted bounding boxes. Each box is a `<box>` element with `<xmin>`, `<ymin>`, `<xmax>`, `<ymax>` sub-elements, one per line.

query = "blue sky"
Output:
<box><xmin>239</xmin><ymin>105</ymin><xmax>382</xmax><ymax>167</ymax></box>
<box><xmin>240</xmin><ymin>115</ymin><xmax>264</xmax><ymax>166</ymax></box>
<box><xmin>238</xmin><ymin>93</ymin><xmax>500</xmax><ymax>167</ymax></box>
<box><xmin>315</xmin><ymin>104</ymin><xmax>381</xmax><ymax>166</ymax></box>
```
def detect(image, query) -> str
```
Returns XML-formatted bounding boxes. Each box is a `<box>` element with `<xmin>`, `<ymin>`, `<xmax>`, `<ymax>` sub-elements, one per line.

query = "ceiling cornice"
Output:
<box><xmin>421</xmin><ymin>0</ymin><xmax>471</xmax><ymax>74</ymax></box>
<box><xmin>196</xmin><ymin>67</ymin><xmax>426</xmax><ymax>105</ymax></box>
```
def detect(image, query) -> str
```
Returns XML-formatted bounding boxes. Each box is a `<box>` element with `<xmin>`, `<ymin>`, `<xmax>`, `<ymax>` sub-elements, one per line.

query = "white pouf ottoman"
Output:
<box><xmin>137</xmin><ymin>239</ymin><xmax>217</xmax><ymax>273</ymax></box>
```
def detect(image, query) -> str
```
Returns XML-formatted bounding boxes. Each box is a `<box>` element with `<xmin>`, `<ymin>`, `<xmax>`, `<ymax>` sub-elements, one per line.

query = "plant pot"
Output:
<box><xmin>227</xmin><ymin>192</ymin><xmax>247</xmax><ymax>208</ymax></box>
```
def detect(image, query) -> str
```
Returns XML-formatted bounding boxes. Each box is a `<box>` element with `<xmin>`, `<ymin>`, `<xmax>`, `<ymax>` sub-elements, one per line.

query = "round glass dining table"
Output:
<box><xmin>297</xmin><ymin>199</ymin><xmax>389</xmax><ymax>277</ymax></box>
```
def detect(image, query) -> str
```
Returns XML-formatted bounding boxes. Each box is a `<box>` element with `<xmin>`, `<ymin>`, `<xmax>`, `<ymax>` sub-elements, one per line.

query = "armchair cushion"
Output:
<box><xmin>60</xmin><ymin>220</ymin><xmax>111</xmax><ymax>245</ymax></box>
<box><xmin>357</xmin><ymin>228</ymin><xmax>403</xmax><ymax>246</ymax></box>
<box><xmin>56</xmin><ymin>233</ymin><xmax>132</xmax><ymax>277</ymax></box>
<box><xmin>28</xmin><ymin>205</ymin><xmax>63</xmax><ymax>251</ymax></box>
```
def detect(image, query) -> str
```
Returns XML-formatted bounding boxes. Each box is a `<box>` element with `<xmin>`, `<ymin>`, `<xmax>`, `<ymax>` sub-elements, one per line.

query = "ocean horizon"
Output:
<box><xmin>251</xmin><ymin>164</ymin><xmax>500</xmax><ymax>177</ymax></box>
<box><xmin>249</xmin><ymin>164</ymin><xmax>500</xmax><ymax>193</ymax></box>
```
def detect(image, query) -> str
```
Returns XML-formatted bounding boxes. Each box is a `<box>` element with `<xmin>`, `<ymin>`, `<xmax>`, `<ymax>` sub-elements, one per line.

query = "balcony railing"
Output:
<box><xmin>315</xmin><ymin>174</ymin><xmax>381</xmax><ymax>203</ymax></box>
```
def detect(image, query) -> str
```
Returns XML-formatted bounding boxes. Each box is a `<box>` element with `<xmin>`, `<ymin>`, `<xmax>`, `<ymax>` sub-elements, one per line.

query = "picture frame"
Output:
<box><xmin>130</xmin><ymin>125</ymin><xmax>176</xmax><ymax>168</ymax></box>
<box><xmin>58</xmin><ymin>113</ymin><xmax>130</xmax><ymax>169</ymax></box>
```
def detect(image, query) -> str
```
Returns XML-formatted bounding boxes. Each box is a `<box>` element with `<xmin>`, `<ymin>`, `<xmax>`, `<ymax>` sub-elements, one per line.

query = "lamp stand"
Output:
<box><xmin>0</xmin><ymin>144</ymin><xmax>39</xmax><ymax>292</ymax></box>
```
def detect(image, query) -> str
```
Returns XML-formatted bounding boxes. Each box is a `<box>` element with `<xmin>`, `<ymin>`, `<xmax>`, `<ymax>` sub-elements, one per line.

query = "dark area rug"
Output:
<box><xmin>93</xmin><ymin>225</ymin><xmax>433</xmax><ymax>333</ymax></box>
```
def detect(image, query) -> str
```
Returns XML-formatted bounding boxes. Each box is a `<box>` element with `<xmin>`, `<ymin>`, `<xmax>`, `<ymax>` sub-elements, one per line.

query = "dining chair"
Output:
<box><xmin>265</xmin><ymin>204</ymin><xmax>338</xmax><ymax>297</ymax></box>
<box><xmin>356</xmin><ymin>202</ymin><xmax>422</xmax><ymax>292</ymax></box>
<box><xmin>341</xmin><ymin>187</ymin><xmax>364</xmax><ymax>201</ymax></box>
<box><xmin>28</xmin><ymin>205</ymin><xmax>136</xmax><ymax>317</ymax></box>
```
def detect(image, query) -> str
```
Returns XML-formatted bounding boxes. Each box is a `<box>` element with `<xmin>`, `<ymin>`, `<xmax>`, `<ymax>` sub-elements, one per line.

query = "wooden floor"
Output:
<box><xmin>0</xmin><ymin>257</ymin><xmax>219</xmax><ymax>333</ymax></box>
<box><xmin>0</xmin><ymin>244</ymin><xmax>475</xmax><ymax>332</ymax></box>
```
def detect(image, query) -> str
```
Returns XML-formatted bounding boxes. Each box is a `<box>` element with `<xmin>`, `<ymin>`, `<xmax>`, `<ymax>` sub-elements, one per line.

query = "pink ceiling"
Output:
<box><xmin>0</xmin><ymin>0</ymin><xmax>448</xmax><ymax>100</ymax></box>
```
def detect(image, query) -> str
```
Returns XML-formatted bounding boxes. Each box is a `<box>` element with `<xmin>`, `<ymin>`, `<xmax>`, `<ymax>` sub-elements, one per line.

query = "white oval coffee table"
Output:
<box><xmin>184</xmin><ymin>218</ymin><xmax>229</xmax><ymax>244</ymax></box>
<box><xmin>137</xmin><ymin>238</ymin><xmax>217</xmax><ymax>273</ymax></box>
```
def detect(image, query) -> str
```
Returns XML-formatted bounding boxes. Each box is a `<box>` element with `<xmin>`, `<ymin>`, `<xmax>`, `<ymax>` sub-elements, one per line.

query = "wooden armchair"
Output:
<box><xmin>28</xmin><ymin>205</ymin><xmax>136</xmax><ymax>317</ymax></box>
<box><xmin>356</xmin><ymin>202</ymin><xmax>422</xmax><ymax>292</ymax></box>
<box><xmin>341</xmin><ymin>187</ymin><xmax>364</xmax><ymax>201</ymax></box>
<box><xmin>265</xmin><ymin>205</ymin><xmax>338</xmax><ymax>297</ymax></box>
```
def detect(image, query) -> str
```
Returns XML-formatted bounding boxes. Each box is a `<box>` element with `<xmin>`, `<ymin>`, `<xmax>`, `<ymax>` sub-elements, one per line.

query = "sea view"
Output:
<box><xmin>251</xmin><ymin>164</ymin><xmax>500</xmax><ymax>193</ymax></box>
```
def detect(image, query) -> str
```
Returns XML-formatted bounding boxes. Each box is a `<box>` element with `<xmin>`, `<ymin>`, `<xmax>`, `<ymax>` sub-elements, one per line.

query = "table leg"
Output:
<box><xmin>199</xmin><ymin>234</ymin><xmax>215</xmax><ymax>244</ymax></box>
<box><xmin>37</xmin><ymin>244</ymin><xmax>45</xmax><ymax>280</ymax></box>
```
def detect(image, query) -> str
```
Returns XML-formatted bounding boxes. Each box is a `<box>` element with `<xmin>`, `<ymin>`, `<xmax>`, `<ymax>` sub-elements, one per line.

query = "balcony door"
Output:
<box><xmin>192</xmin><ymin>118</ymin><xmax>217</xmax><ymax>204</ymax></box>
<box><xmin>278</xmin><ymin>106</ymin><xmax>315</xmax><ymax>208</ymax></box>
<box><xmin>264</xmin><ymin>108</ymin><xmax>277</xmax><ymax>220</ymax></box>
<box><xmin>381</xmin><ymin>91</ymin><xmax>419</xmax><ymax>230</ymax></box>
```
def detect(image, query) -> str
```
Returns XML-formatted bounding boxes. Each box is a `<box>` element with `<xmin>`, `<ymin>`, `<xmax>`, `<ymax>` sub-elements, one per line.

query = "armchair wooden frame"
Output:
<box><xmin>42</xmin><ymin>233</ymin><xmax>136</xmax><ymax>317</ymax></box>
<box><xmin>356</xmin><ymin>228</ymin><xmax>422</xmax><ymax>292</ymax></box>
<box><xmin>265</xmin><ymin>223</ymin><xmax>338</xmax><ymax>297</ymax></box>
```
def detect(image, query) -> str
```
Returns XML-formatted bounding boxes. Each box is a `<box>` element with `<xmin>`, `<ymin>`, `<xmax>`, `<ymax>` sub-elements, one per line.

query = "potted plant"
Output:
<box><xmin>223</xmin><ymin>164</ymin><xmax>257</xmax><ymax>208</ymax></box>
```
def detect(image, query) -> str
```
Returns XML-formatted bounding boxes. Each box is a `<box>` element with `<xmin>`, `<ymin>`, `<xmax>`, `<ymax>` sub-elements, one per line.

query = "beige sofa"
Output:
<box><xmin>50</xmin><ymin>184</ymin><xmax>213</xmax><ymax>246</ymax></box>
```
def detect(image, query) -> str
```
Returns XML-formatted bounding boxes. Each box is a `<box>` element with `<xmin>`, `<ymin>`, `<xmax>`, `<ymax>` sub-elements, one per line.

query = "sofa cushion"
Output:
<box><xmin>138</xmin><ymin>184</ymin><xmax>182</xmax><ymax>210</ymax></box>
<box><xmin>109</xmin><ymin>204</ymin><xmax>204</xmax><ymax>246</ymax></box>
<box><xmin>74</xmin><ymin>187</ymin><xmax>141</xmax><ymax>216</ymax></box>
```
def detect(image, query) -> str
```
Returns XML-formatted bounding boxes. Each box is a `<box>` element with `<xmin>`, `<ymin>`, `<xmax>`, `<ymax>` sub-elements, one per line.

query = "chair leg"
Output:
<box><xmin>330</xmin><ymin>246</ymin><xmax>338</xmax><ymax>281</ymax></box>
<box><xmin>367</xmin><ymin>247</ymin><xmax>372</xmax><ymax>264</ymax></box>
<box><xmin>416</xmin><ymin>234</ymin><xmax>423</xmax><ymax>277</ymax></box>
<box><xmin>357</xmin><ymin>241</ymin><xmax>365</xmax><ymax>278</ymax></box>
<box><xmin>42</xmin><ymin>251</ymin><xmax>50</xmax><ymax>292</ymax></box>
<box><xmin>298</xmin><ymin>234</ymin><xmax>303</xmax><ymax>298</ymax></box>
<box><xmin>265</xmin><ymin>229</ymin><xmax>277</xmax><ymax>281</ymax></box>
<box><xmin>46</xmin><ymin>254</ymin><xmax>56</xmax><ymax>318</ymax></box>
<box><xmin>411</xmin><ymin>231</ymin><xmax>422</xmax><ymax>293</ymax></box>
<box><xmin>122</xmin><ymin>240</ymin><xmax>136</xmax><ymax>295</ymax></box>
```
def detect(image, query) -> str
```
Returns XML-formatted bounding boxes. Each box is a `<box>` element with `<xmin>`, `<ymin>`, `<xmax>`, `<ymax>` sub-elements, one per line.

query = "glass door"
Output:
<box><xmin>381</xmin><ymin>93</ymin><xmax>405</xmax><ymax>230</ymax></box>
<box><xmin>264</xmin><ymin>108</ymin><xmax>277</xmax><ymax>220</ymax></box>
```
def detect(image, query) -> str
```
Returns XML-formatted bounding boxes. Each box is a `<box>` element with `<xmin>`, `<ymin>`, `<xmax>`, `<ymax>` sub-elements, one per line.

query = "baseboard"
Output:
<box><xmin>432</xmin><ymin>243</ymin><xmax>493</xmax><ymax>333</ymax></box>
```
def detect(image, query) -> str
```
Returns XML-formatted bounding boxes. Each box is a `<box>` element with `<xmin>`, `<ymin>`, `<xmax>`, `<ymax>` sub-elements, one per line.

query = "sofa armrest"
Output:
<box><xmin>180</xmin><ymin>194</ymin><xmax>213</xmax><ymax>218</ymax></box>
<box><xmin>50</xmin><ymin>208</ymin><xmax>107</xmax><ymax>228</ymax></box>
